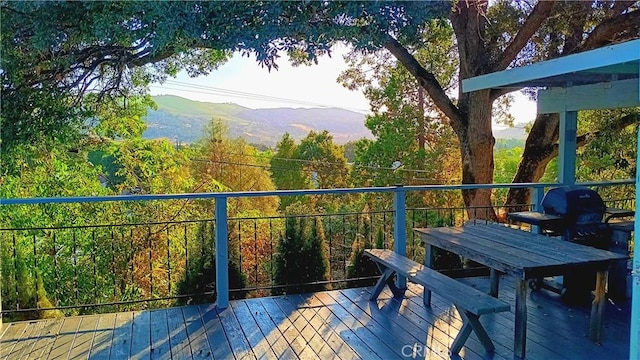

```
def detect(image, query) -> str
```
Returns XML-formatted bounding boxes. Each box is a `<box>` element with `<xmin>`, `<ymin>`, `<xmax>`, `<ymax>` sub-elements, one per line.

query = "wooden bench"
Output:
<box><xmin>364</xmin><ymin>249</ymin><xmax>510</xmax><ymax>356</ymax></box>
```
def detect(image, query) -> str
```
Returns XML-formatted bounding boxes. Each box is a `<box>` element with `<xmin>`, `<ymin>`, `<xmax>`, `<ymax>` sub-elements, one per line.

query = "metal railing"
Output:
<box><xmin>1</xmin><ymin>180</ymin><xmax>634</xmax><ymax>321</ymax></box>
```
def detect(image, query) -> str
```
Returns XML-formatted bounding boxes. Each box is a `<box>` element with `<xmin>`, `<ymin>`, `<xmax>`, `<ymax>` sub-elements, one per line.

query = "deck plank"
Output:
<box><xmin>306</xmin><ymin>292</ymin><xmax>382</xmax><ymax>360</ymax></box>
<box><xmin>304</xmin><ymin>301</ymin><xmax>359</xmax><ymax>360</ymax></box>
<box><xmin>456</xmin><ymin>276</ymin><xmax>630</xmax><ymax>359</ymax></box>
<box><xmin>1</xmin><ymin>321</ymin><xmax>28</xmax><ymax>360</ymax></box>
<box><xmin>130</xmin><ymin>311</ymin><xmax>151</xmax><ymax>360</ymax></box>
<box><xmin>181</xmin><ymin>305</ymin><xmax>213</xmax><ymax>359</ymax></box>
<box><xmin>166</xmin><ymin>307</ymin><xmax>193</xmax><ymax>359</ymax></box>
<box><xmin>259</xmin><ymin>296</ymin><xmax>313</xmax><ymax>359</ymax></box>
<box><xmin>332</xmin><ymin>288</ymin><xmax>452</xmax><ymax>360</ymax></box>
<box><xmin>230</xmin><ymin>300</ymin><xmax>278</xmax><ymax>359</ymax></box>
<box><xmin>217</xmin><ymin>303</ymin><xmax>257</xmax><ymax>359</ymax></box>
<box><xmin>47</xmin><ymin>316</ymin><xmax>82</xmax><ymax>359</ymax></box>
<box><xmin>0</xmin><ymin>283</ymin><xmax>631</xmax><ymax>360</ymax></box>
<box><xmin>269</xmin><ymin>296</ymin><xmax>318</xmax><ymax>358</ymax></box>
<box><xmin>109</xmin><ymin>311</ymin><xmax>134</xmax><ymax>359</ymax></box>
<box><xmin>88</xmin><ymin>312</ymin><xmax>117</xmax><ymax>360</ymax></box>
<box><xmin>388</xmin><ymin>286</ymin><xmax>511</xmax><ymax>360</ymax></box>
<box><xmin>314</xmin><ymin>291</ymin><xmax>407</xmax><ymax>359</ymax></box>
<box><xmin>28</xmin><ymin>319</ymin><xmax>64</xmax><ymax>359</ymax></box>
<box><xmin>68</xmin><ymin>314</ymin><xmax>100</xmax><ymax>359</ymax></box>
<box><xmin>10</xmin><ymin>320</ymin><xmax>44</xmax><ymax>359</ymax></box>
<box><xmin>282</xmin><ymin>294</ymin><xmax>337</xmax><ymax>359</ymax></box>
<box><xmin>197</xmin><ymin>304</ymin><xmax>234</xmax><ymax>360</ymax></box>
<box><xmin>149</xmin><ymin>308</ymin><xmax>170</xmax><ymax>360</ymax></box>
<box><xmin>245</xmin><ymin>298</ymin><xmax>297</xmax><ymax>359</ymax></box>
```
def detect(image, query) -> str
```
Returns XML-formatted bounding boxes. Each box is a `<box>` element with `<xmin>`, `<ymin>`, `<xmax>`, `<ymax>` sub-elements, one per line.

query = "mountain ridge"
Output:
<box><xmin>144</xmin><ymin>95</ymin><xmax>372</xmax><ymax>146</ymax></box>
<box><xmin>143</xmin><ymin>95</ymin><xmax>527</xmax><ymax>146</ymax></box>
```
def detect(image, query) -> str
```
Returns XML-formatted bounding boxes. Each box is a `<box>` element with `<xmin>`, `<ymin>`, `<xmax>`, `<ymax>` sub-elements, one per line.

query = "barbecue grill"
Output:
<box><xmin>513</xmin><ymin>186</ymin><xmax>613</xmax><ymax>303</ymax></box>
<box><xmin>541</xmin><ymin>186</ymin><xmax>611</xmax><ymax>249</ymax></box>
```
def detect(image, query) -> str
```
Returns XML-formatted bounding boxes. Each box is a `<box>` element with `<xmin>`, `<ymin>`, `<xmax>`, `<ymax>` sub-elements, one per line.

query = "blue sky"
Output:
<box><xmin>149</xmin><ymin>45</ymin><xmax>536</xmax><ymax>125</ymax></box>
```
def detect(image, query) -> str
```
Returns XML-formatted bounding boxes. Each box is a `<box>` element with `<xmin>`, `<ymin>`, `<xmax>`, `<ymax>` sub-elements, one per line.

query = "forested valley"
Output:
<box><xmin>1</xmin><ymin>1</ymin><xmax>638</xmax><ymax>321</ymax></box>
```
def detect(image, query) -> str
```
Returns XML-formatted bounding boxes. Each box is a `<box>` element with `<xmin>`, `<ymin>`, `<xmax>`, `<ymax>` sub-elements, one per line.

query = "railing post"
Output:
<box><xmin>531</xmin><ymin>186</ymin><xmax>545</xmax><ymax>234</ymax></box>
<box><xmin>393</xmin><ymin>185</ymin><xmax>407</xmax><ymax>289</ymax></box>
<box><xmin>1</xmin><ymin>265</ymin><xmax>3</xmax><ymax>329</ymax></box>
<box><xmin>215</xmin><ymin>196</ymin><xmax>229</xmax><ymax>309</ymax></box>
<box><xmin>629</xmin><ymin>122</ymin><xmax>640</xmax><ymax>360</ymax></box>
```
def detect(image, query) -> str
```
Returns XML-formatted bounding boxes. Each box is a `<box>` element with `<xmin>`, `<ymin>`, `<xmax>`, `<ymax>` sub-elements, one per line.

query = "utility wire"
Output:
<box><xmin>194</xmin><ymin>149</ymin><xmax>436</xmax><ymax>174</ymax></box>
<box><xmin>150</xmin><ymin>79</ymin><xmax>370</xmax><ymax>113</ymax></box>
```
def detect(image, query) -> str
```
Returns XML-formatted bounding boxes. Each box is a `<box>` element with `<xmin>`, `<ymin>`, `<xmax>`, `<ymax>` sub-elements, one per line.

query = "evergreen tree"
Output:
<box><xmin>272</xmin><ymin>216</ymin><xmax>330</xmax><ymax>295</ymax></box>
<box><xmin>346</xmin><ymin>216</ymin><xmax>381</xmax><ymax>288</ymax></box>
<box><xmin>177</xmin><ymin>222</ymin><xmax>247</xmax><ymax>304</ymax></box>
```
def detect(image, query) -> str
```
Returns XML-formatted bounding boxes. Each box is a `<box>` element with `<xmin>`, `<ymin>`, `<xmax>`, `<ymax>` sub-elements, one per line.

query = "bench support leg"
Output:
<box><xmin>369</xmin><ymin>266</ymin><xmax>405</xmax><ymax>301</ymax></box>
<box><xmin>489</xmin><ymin>268</ymin><xmax>500</xmax><ymax>297</ymax></box>
<box><xmin>450</xmin><ymin>307</ymin><xmax>495</xmax><ymax>355</ymax></box>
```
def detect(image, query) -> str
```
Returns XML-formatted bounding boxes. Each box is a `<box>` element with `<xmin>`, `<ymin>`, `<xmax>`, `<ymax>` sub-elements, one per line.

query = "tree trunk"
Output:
<box><xmin>505</xmin><ymin>113</ymin><xmax>559</xmax><ymax>211</ymax></box>
<box><xmin>458</xmin><ymin>90</ymin><xmax>497</xmax><ymax>220</ymax></box>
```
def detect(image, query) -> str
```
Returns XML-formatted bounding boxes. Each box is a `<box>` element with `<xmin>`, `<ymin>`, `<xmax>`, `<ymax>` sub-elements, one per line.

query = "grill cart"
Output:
<box><xmin>508</xmin><ymin>186</ymin><xmax>631</xmax><ymax>303</ymax></box>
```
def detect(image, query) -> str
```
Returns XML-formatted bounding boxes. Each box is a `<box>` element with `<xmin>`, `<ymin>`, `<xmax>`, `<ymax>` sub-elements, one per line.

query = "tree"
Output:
<box><xmin>380</xmin><ymin>1</ymin><xmax>639</xmax><ymax>217</ymax></box>
<box><xmin>272</xmin><ymin>214</ymin><xmax>330</xmax><ymax>295</ymax></box>
<box><xmin>270</xmin><ymin>133</ymin><xmax>311</xmax><ymax>209</ymax></box>
<box><xmin>193</xmin><ymin>120</ymin><xmax>279</xmax><ymax>217</ymax></box>
<box><xmin>297</xmin><ymin>130</ymin><xmax>349</xmax><ymax>189</ymax></box>
<box><xmin>177</xmin><ymin>221</ymin><xmax>247</xmax><ymax>303</ymax></box>
<box><xmin>5</xmin><ymin>1</ymin><xmax>638</xmax><ymax>218</ymax></box>
<box><xmin>1</xmin><ymin>1</ymin><xmax>447</xmax><ymax>153</ymax></box>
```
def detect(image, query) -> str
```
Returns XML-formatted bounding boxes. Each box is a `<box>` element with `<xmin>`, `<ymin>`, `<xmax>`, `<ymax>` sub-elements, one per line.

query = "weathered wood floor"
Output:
<box><xmin>1</xmin><ymin>277</ymin><xmax>631</xmax><ymax>359</ymax></box>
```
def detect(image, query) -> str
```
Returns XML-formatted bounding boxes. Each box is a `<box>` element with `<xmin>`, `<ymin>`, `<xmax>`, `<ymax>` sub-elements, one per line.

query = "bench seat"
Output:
<box><xmin>364</xmin><ymin>249</ymin><xmax>510</xmax><ymax>355</ymax></box>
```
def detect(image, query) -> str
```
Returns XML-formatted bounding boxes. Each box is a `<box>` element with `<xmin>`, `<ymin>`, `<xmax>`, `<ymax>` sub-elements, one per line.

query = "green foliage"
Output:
<box><xmin>1</xmin><ymin>236</ymin><xmax>64</xmax><ymax>321</ymax></box>
<box><xmin>1</xmin><ymin>1</ymin><xmax>449</xmax><ymax>153</ymax></box>
<box><xmin>493</xmin><ymin>146</ymin><xmax>524</xmax><ymax>202</ymax></box>
<box><xmin>297</xmin><ymin>130</ymin><xmax>349</xmax><ymax>189</ymax></box>
<box><xmin>341</xmin><ymin>20</ymin><xmax>460</xmax><ymax>194</ymax></box>
<box><xmin>177</xmin><ymin>222</ymin><xmax>247</xmax><ymax>304</ymax></box>
<box><xmin>272</xmin><ymin>213</ymin><xmax>330</xmax><ymax>295</ymax></box>
<box><xmin>577</xmin><ymin>109</ymin><xmax>639</xmax><ymax>181</ymax></box>
<box><xmin>193</xmin><ymin>120</ymin><xmax>279</xmax><ymax>216</ymax></box>
<box><xmin>271</xmin><ymin>133</ymin><xmax>311</xmax><ymax>208</ymax></box>
<box><xmin>346</xmin><ymin>215</ymin><xmax>381</xmax><ymax>288</ymax></box>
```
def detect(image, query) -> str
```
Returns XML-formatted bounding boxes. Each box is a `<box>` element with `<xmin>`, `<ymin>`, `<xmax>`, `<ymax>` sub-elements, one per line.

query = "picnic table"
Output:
<box><xmin>414</xmin><ymin>223</ymin><xmax>628</xmax><ymax>359</ymax></box>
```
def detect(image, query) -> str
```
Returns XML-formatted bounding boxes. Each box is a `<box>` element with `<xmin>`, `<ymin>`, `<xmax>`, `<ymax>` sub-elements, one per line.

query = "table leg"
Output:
<box><xmin>423</xmin><ymin>244</ymin><xmax>433</xmax><ymax>306</ymax></box>
<box><xmin>514</xmin><ymin>279</ymin><xmax>527</xmax><ymax>359</ymax></box>
<box><xmin>490</xmin><ymin>268</ymin><xmax>499</xmax><ymax>297</ymax></box>
<box><xmin>589</xmin><ymin>270</ymin><xmax>607</xmax><ymax>344</ymax></box>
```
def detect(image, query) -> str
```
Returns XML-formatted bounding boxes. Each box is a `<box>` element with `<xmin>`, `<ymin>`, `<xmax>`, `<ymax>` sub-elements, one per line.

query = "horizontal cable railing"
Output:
<box><xmin>1</xmin><ymin>180</ymin><xmax>634</xmax><ymax>321</ymax></box>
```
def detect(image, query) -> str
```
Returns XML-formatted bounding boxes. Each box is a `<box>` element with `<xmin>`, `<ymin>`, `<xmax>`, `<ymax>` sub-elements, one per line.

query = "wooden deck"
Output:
<box><xmin>1</xmin><ymin>277</ymin><xmax>631</xmax><ymax>359</ymax></box>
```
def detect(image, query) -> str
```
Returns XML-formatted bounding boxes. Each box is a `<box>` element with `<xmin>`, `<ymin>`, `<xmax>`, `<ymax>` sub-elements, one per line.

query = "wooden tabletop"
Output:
<box><xmin>414</xmin><ymin>223</ymin><xmax>628</xmax><ymax>280</ymax></box>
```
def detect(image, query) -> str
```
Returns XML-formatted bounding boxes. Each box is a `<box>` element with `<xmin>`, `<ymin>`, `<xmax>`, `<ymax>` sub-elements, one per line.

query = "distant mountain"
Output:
<box><xmin>493</xmin><ymin>126</ymin><xmax>527</xmax><ymax>140</ymax></box>
<box><xmin>143</xmin><ymin>95</ymin><xmax>372</xmax><ymax>146</ymax></box>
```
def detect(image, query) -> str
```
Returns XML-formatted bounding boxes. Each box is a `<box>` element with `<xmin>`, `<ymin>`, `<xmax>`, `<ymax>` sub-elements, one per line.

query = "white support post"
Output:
<box><xmin>531</xmin><ymin>187</ymin><xmax>545</xmax><ymax>234</ymax></box>
<box><xmin>393</xmin><ymin>186</ymin><xmax>407</xmax><ymax>289</ymax></box>
<box><xmin>215</xmin><ymin>196</ymin><xmax>229</xmax><ymax>309</ymax></box>
<box><xmin>629</xmin><ymin>122</ymin><xmax>640</xmax><ymax>359</ymax></box>
<box><xmin>558</xmin><ymin>111</ymin><xmax>578</xmax><ymax>186</ymax></box>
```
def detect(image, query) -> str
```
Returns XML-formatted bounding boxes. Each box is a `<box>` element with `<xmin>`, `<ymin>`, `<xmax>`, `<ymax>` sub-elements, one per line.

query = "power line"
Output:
<box><xmin>206</xmin><ymin>150</ymin><xmax>436</xmax><ymax>174</ymax></box>
<box><xmin>150</xmin><ymin>79</ymin><xmax>370</xmax><ymax>113</ymax></box>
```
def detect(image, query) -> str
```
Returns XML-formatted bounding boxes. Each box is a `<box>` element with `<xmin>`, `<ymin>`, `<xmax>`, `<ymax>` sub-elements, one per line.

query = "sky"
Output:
<box><xmin>149</xmin><ymin>45</ymin><xmax>537</xmax><ymax>126</ymax></box>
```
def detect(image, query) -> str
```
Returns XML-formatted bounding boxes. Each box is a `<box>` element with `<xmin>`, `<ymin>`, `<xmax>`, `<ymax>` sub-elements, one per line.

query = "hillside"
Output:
<box><xmin>143</xmin><ymin>95</ymin><xmax>372</xmax><ymax>146</ymax></box>
<box><xmin>143</xmin><ymin>95</ymin><xmax>528</xmax><ymax>146</ymax></box>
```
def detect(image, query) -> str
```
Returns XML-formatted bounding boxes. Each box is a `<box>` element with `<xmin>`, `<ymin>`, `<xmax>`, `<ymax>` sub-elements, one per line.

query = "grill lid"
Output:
<box><xmin>541</xmin><ymin>186</ymin><xmax>606</xmax><ymax>220</ymax></box>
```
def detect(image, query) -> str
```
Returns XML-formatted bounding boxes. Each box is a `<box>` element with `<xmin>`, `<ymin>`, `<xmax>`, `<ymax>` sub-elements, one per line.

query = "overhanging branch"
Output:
<box><xmin>578</xmin><ymin>9</ymin><xmax>640</xmax><ymax>52</ymax></box>
<box><xmin>493</xmin><ymin>0</ymin><xmax>556</xmax><ymax>72</ymax></box>
<box><xmin>382</xmin><ymin>35</ymin><xmax>463</xmax><ymax>125</ymax></box>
